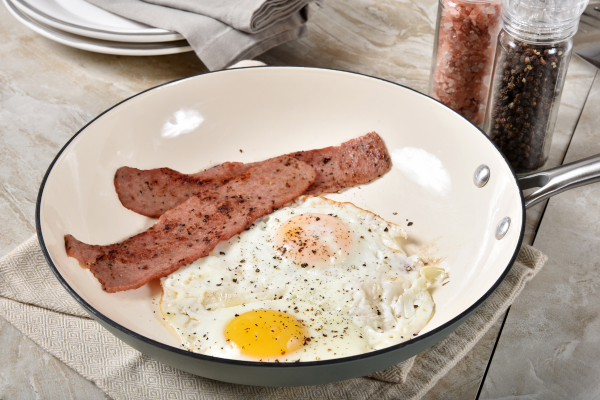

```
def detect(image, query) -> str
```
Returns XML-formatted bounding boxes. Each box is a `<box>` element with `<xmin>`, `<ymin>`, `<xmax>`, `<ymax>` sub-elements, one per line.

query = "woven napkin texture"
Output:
<box><xmin>84</xmin><ymin>0</ymin><xmax>316</xmax><ymax>70</ymax></box>
<box><xmin>141</xmin><ymin>0</ymin><xmax>313</xmax><ymax>34</ymax></box>
<box><xmin>0</xmin><ymin>235</ymin><xmax>546</xmax><ymax>400</ymax></box>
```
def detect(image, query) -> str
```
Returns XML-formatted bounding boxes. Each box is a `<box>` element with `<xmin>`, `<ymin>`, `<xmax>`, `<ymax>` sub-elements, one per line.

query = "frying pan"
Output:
<box><xmin>35</xmin><ymin>66</ymin><xmax>600</xmax><ymax>387</ymax></box>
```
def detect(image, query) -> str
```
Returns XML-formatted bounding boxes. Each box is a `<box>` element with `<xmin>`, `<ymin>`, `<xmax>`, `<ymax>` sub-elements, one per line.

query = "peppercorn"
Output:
<box><xmin>486</xmin><ymin>39</ymin><xmax>567</xmax><ymax>173</ymax></box>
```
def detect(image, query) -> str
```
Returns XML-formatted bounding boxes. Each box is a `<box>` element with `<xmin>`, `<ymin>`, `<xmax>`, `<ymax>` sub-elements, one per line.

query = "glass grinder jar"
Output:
<box><xmin>429</xmin><ymin>0</ymin><xmax>503</xmax><ymax>126</ymax></box>
<box><xmin>483</xmin><ymin>0</ymin><xmax>589</xmax><ymax>173</ymax></box>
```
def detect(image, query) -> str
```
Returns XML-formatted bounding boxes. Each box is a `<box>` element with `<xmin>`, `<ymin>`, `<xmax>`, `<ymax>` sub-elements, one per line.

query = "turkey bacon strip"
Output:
<box><xmin>115</xmin><ymin>132</ymin><xmax>391</xmax><ymax>218</ymax></box>
<box><xmin>64</xmin><ymin>156</ymin><xmax>316</xmax><ymax>293</ymax></box>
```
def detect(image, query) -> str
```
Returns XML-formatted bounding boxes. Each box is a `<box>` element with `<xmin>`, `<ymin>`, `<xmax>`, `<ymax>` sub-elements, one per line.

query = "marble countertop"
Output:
<box><xmin>1</xmin><ymin>0</ymin><xmax>599</xmax><ymax>398</ymax></box>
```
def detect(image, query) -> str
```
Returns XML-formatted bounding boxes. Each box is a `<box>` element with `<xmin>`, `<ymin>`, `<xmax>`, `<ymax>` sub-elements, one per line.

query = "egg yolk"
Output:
<box><xmin>274</xmin><ymin>213</ymin><xmax>353</xmax><ymax>266</ymax></box>
<box><xmin>224</xmin><ymin>310</ymin><xmax>306</xmax><ymax>358</ymax></box>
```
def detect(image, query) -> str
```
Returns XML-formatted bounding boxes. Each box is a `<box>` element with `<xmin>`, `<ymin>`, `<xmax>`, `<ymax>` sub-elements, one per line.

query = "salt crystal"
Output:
<box><xmin>431</xmin><ymin>0</ymin><xmax>502</xmax><ymax>126</ymax></box>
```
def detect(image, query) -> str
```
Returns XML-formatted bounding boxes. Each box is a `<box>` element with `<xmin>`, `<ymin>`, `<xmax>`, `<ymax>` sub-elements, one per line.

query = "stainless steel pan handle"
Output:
<box><xmin>518</xmin><ymin>154</ymin><xmax>600</xmax><ymax>209</ymax></box>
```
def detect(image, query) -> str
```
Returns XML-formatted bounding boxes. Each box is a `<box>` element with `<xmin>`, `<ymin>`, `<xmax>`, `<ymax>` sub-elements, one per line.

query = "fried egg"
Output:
<box><xmin>160</xmin><ymin>196</ymin><xmax>446</xmax><ymax>362</ymax></box>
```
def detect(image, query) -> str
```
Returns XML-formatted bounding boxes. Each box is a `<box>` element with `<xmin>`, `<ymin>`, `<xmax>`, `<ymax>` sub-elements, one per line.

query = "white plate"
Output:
<box><xmin>36</xmin><ymin>67</ymin><xmax>523</xmax><ymax>385</ymax></box>
<box><xmin>4</xmin><ymin>0</ymin><xmax>192</xmax><ymax>56</ymax></box>
<box><xmin>11</xmin><ymin>0</ymin><xmax>183</xmax><ymax>43</ymax></box>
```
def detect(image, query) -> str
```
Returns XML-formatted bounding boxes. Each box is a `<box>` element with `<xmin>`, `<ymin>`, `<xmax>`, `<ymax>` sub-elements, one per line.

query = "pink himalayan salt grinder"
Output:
<box><xmin>428</xmin><ymin>0</ymin><xmax>502</xmax><ymax>126</ymax></box>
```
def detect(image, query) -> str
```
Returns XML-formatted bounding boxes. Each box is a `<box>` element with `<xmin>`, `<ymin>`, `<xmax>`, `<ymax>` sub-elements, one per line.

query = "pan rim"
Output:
<box><xmin>35</xmin><ymin>65</ymin><xmax>526</xmax><ymax>370</ymax></box>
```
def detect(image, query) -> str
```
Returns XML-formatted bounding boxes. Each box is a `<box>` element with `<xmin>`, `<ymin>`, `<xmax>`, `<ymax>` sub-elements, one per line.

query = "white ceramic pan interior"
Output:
<box><xmin>36</xmin><ymin>67</ymin><xmax>524</xmax><ymax>379</ymax></box>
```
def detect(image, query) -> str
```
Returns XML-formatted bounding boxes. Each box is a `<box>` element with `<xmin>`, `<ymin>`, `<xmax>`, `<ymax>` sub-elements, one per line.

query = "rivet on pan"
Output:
<box><xmin>495</xmin><ymin>217</ymin><xmax>511</xmax><ymax>240</ymax></box>
<box><xmin>473</xmin><ymin>165</ymin><xmax>490</xmax><ymax>188</ymax></box>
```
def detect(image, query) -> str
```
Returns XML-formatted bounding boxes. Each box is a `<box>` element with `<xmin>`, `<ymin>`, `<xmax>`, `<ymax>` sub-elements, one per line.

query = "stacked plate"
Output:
<box><xmin>4</xmin><ymin>0</ymin><xmax>192</xmax><ymax>55</ymax></box>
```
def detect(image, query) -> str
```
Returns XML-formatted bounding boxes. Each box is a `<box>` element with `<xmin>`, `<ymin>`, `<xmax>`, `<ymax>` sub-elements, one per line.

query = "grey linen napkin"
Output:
<box><xmin>141</xmin><ymin>0</ymin><xmax>314</xmax><ymax>34</ymax></box>
<box><xmin>84</xmin><ymin>0</ymin><xmax>315</xmax><ymax>70</ymax></box>
<box><xmin>0</xmin><ymin>235</ymin><xmax>547</xmax><ymax>400</ymax></box>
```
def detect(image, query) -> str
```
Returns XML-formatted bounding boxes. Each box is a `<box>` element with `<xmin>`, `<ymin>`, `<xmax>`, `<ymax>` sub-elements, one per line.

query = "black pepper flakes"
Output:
<box><xmin>486</xmin><ymin>37</ymin><xmax>568</xmax><ymax>173</ymax></box>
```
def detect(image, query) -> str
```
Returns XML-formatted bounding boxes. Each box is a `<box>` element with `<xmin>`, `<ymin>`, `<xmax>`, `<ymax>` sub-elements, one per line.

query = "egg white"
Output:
<box><xmin>160</xmin><ymin>196</ymin><xmax>446</xmax><ymax>362</ymax></box>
